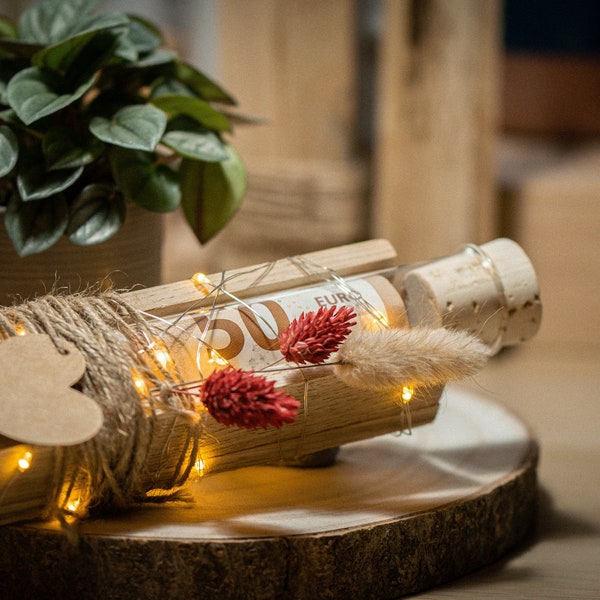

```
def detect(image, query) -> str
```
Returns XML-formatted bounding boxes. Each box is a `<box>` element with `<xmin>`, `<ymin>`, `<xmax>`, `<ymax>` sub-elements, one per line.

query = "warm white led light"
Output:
<box><xmin>191</xmin><ymin>273</ymin><xmax>212</xmax><ymax>294</ymax></box>
<box><xmin>151</xmin><ymin>344</ymin><xmax>171</xmax><ymax>370</ymax></box>
<box><xmin>401</xmin><ymin>386</ymin><xmax>414</xmax><ymax>403</ymax></box>
<box><xmin>132</xmin><ymin>369</ymin><xmax>148</xmax><ymax>395</ymax></box>
<box><xmin>371</xmin><ymin>309</ymin><xmax>389</xmax><ymax>328</ymax></box>
<box><xmin>360</xmin><ymin>309</ymin><xmax>389</xmax><ymax>330</ymax></box>
<box><xmin>207</xmin><ymin>349</ymin><xmax>228</xmax><ymax>366</ymax></box>
<box><xmin>17</xmin><ymin>451</ymin><xmax>32</xmax><ymax>472</ymax></box>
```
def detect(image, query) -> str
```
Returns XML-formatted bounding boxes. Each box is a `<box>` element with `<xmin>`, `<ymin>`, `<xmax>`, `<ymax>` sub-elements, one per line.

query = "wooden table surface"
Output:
<box><xmin>415</xmin><ymin>340</ymin><xmax>600</xmax><ymax>599</ymax></box>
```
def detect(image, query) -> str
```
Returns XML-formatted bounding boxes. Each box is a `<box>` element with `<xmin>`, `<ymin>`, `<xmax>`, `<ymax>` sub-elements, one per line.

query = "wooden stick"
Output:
<box><xmin>125</xmin><ymin>238</ymin><xmax>398</xmax><ymax>317</ymax></box>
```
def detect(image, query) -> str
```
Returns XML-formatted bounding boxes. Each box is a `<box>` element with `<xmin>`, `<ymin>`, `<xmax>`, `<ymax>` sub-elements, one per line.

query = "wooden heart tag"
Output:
<box><xmin>0</xmin><ymin>334</ymin><xmax>103</xmax><ymax>446</ymax></box>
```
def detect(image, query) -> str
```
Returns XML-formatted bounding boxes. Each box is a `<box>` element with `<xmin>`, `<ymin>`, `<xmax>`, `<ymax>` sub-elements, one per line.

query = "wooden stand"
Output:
<box><xmin>0</xmin><ymin>387</ymin><xmax>538</xmax><ymax>599</ymax></box>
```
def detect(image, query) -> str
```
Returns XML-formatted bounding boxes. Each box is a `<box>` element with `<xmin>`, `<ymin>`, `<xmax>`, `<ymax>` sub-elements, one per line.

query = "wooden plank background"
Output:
<box><xmin>166</xmin><ymin>0</ymin><xmax>501</xmax><ymax>276</ymax></box>
<box><xmin>371</xmin><ymin>0</ymin><xmax>500</xmax><ymax>262</ymax></box>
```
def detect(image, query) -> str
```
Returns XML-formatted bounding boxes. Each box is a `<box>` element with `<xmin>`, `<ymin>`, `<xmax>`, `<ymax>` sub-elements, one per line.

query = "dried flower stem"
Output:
<box><xmin>335</xmin><ymin>326</ymin><xmax>491</xmax><ymax>391</ymax></box>
<box><xmin>198</xmin><ymin>367</ymin><xmax>300</xmax><ymax>430</ymax></box>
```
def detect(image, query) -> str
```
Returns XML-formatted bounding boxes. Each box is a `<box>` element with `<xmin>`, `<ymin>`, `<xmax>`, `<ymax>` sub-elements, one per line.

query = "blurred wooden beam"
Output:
<box><xmin>372</xmin><ymin>0</ymin><xmax>501</xmax><ymax>262</ymax></box>
<box><xmin>217</xmin><ymin>0</ymin><xmax>359</xmax><ymax>161</ymax></box>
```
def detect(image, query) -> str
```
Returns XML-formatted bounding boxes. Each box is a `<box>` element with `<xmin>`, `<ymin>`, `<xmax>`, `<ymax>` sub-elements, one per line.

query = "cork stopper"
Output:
<box><xmin>399</xmin><ymin>238</ymin><xmax>542</xmax><ymax>353</ymax></box>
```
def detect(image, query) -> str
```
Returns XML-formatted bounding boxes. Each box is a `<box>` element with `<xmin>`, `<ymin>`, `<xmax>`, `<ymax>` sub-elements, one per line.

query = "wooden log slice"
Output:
<box><xmin>0</xmin><ymin>387</ymin><xmax>538</xmax><ymax>599</ymax></box>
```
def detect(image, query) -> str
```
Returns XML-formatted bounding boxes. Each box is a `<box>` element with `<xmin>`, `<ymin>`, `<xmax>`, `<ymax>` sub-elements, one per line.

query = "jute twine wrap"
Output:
<box><xmin>0</xmin><ymin>292</ymin><xmax>200</xmax><ymax>523</ymax></box>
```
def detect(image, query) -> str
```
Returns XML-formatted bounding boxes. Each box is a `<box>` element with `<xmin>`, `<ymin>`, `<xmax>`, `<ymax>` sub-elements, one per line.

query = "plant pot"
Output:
<box><xmin>0</xmin><ymin>205</ymin><xmax>164</xmax><ymax>305</ymax></box>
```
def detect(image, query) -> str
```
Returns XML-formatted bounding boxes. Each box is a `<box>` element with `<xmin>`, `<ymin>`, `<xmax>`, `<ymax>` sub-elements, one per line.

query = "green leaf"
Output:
<box><xmin>4</xmin><ymin>193</ymin><xmax>68</xmax><ymax>256</ymax></box>
<box><xmin>125</xmin><ymin>48</ymin><xmax>177</xmax><ymax>69</ymax></box>
<box><xmin>110</xmin><ymin>27</ymin><xmax>138</xmax><ymax>63</ymax></box>
<box><xmin>0</xmin><ymin>125</ymin><xmax>18</xmax><ymax>177</ymax></box>
<box><xmin>69</xmin><ymin>10</ymin><xmax>129</xmax><ymax>38</ymax></box>
<box><xmin>180</xmin><ymin>144</ymin><xmax>246</xmax><ymax>243</ymax></box>
<box><xmin>43</xmin><ymin>126</ymin><xmax>104</xmax><ymax>170</ymax></box>
<box><xmin>32</xmin><ymin>29</ymin><xmax>105</xmax><ymax>76</ymax></box>
<box><xmin>151</xmin><ymin>95</ymin><xmax>230</xmax><ymax>132</ymax></box>
<box><xmin>0</xmin><ymin>17</ymin><xmax>18</xmax><ymax>39</ymax></box>
<box><xmin>126</xmin><ymin>15</ymin><xmax>162</xmax><ymax>54</ymax></box>
<box><xmin>149</xmin><ymin>77</ymin><xmax>195</xmax><ymax>100</ymax></box>
<box><xmin>6</xmin><ymin>67</ymin><xmax>95</xmax><ymax>125</ymax></box>
<box><xmin>161</xmin><ymin>128</ymin><xmax>227</xmax><ymax>162</ymax></box>
<box><xmin>173</xmin><ymin>63</ymin><xmax>236</xmax><ymax>105</ymax></box>
<box><xmin>32</xmin><ymin>14</ymin><xmax>129</xmax><ymax>76</ymax></box>
<box><xmin>162</xmin><ymin>115</ymin><xmax>227</xmax><ymax>161</ymax></box>
<box><xmin>109</xmin><ymin>147</ymin><xmax>180</xmax><ymax>212</ymax></box>
<box><xmin>66</xmin><ymin>183</ymin><xmax>125</xmax><ymax>245</ymax></box>
<box><xmin>89</xmin><ymin>105</ymin><xmax>167</xmax><ymax>151</ymax></box>
<box><xmin>18</xmin><ymin>0</ymin><xmax>98</xmax><ymax>45</ymax></box>
<box><xmin>17</xmin><ymin>161</ymin><xmax>83</xmax><ymax>201</ymax></box>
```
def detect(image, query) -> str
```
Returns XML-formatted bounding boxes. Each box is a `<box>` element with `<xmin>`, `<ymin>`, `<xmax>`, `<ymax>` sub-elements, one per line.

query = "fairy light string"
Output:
<box><xmin>0</xmin><ymin>250</ymin><xmax>472</xmax><ymax>526</ymax></box>
<box><xmin>0</xmin><ymin>292</ymin><xmax>202</xmax><ymax>526</ymax></box>
<box><xmin>284</xmin><ymin>255</ymin><xmax>415</xmax><ymax>433</ymax></box>
<box><xmin>140</xmin><ymin>252</ymin><xmax>418</xmax><ymax>457</ymax></box>
<box><xmin>147</xmin><ymin>253</ymin><xmax>415</xmax><ymax>441</ymax></box>
<box><xmin>155</xmin><ymin>260</ymin><xmax>364</xmax><ymax>458</ymax></box>
<box><xmin>462</xmin><ymin>243</ymin><xmax>510</xmax><ymax>353</ymax></box>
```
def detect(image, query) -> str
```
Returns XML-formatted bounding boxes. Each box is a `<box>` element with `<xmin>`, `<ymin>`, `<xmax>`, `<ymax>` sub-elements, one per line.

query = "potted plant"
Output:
<box><xmin>0</xmin><ymin>0</ymin><xmax>246</xmax><ymax>297</ymax></box>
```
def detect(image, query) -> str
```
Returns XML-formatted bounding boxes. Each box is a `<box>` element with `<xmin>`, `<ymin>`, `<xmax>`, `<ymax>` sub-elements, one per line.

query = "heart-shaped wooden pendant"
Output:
<box><xmin>0</xmin><ymin>334</ymin><xmax>103</xmax><ymax>446</ymax></box>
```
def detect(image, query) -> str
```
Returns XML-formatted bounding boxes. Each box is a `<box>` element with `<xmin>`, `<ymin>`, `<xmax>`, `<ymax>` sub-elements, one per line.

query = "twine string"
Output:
<box><xmin>0</xmin><ymin>292</ymin><xmax>199</xmax><ymax>522</ymax></box>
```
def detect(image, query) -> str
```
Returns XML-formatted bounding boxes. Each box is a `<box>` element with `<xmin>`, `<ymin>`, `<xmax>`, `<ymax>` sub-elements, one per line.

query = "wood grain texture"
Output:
<box><xmin>197</xmin><ymin>1</ymin><xmax>367</xmax><ymax>270</ymax></box>
<box><xmin>415</xmin><ymin>342</ymin><xmax>600</xmax><ymax>599</ymax></box>
<box><xmin>0</xmin><ymin>388</ymin><xmax>538</xmax><ymax>599</ymax></box>
<box><xmin>217</xmin><ymin>0</ymin><xmax>358</xmax><ymax>161</ymax></box>
<box><xmin>125</xmin><ymin>238</ymin><xmax>397</xmax><ymax>317</ymax></box>
<box><xmin>372</xmin><ymin>0</ymin><xmax>501</xmax><ymax>262</ymax></box>
<box><xmin>0</xmin><ymin>204</ymin><xmax>163</xmax><ymax>305</ymax></box>
<box><xmin>198</xmin><ymin>157</ymin><xmax>369</xmax><ymax>272</ymax></box>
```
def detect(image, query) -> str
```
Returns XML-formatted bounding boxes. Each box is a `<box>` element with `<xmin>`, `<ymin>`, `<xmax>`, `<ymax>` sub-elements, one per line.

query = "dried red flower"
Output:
<box><xmin>200</xmin><ymin>366</ymin><xmax>299</xmax><ymax>430</ymax></box>
<box><xmin>279</xmin><ymin>305</ymin><xmax>357</xmax><ymax>365</ymax></box>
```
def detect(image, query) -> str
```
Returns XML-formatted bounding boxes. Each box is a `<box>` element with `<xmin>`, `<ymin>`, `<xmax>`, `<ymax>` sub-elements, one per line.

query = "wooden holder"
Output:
<box><xmin>0</xmin><ymin>237</ymin><xmax>541</xmax><ymax>529</ymax></box>
<box><xmin>0</xmin><ymin>239</ymin><xmax>443</xmax><ymax>526</ymax></box>
<box><xmin>0</xmin><ymin>388</ymin><xmax>539</xmax><ymax>600</ymax></box>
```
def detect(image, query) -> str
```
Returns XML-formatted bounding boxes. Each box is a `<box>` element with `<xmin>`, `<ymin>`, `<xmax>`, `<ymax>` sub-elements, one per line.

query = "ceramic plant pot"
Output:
<box><xmin>0</xmin><ymin>205</ymin><xmax>163</xmax><ymax>305</ymax></box>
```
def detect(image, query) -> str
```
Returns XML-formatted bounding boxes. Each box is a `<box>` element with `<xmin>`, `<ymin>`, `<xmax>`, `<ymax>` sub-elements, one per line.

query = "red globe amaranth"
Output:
<box><xmin>200</xmin><ymin>367</ymin><xmax>299</xmax><ymax>430</ymax></box>
<box><xmin>279</xmin><ymin>305</ymin><xmax>357</xmax><ymax>365</ymax></box>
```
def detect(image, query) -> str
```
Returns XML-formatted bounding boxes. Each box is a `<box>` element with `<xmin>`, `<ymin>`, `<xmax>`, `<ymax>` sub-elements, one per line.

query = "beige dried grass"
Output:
<box><xmin>335</xmin><ymin>326</ymin><xmax>491</xmax><ymax>391</ymax></box>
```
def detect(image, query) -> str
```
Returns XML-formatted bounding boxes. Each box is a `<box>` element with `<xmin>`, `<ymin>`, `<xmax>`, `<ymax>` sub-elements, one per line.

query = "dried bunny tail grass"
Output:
<box><xmin>334</xmin><ymin>327</ymin><xmax>492</xmax><ymax>391</ymax></box>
